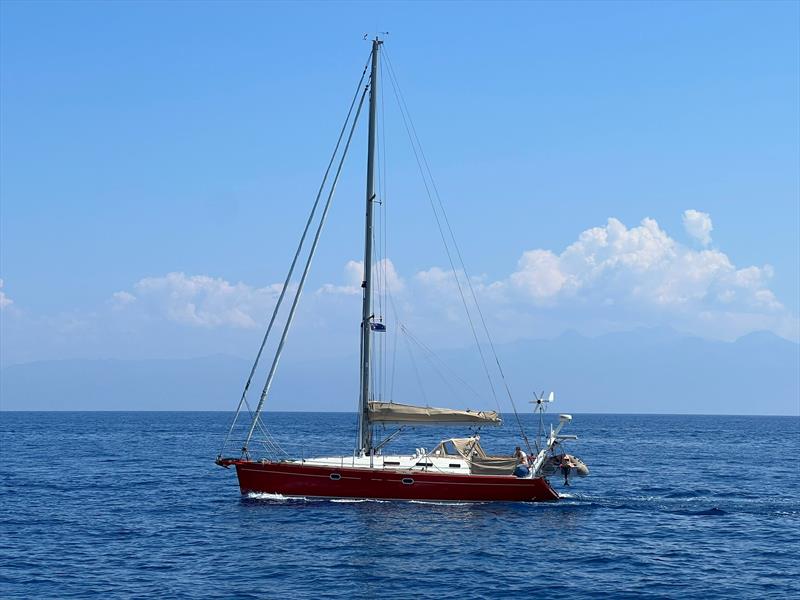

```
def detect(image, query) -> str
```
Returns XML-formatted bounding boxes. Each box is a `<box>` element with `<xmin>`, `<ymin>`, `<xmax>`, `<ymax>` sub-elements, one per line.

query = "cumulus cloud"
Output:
<box><xmin>0</xmin><ymin>279</ymin><xmax>12</xmax><ymax>310</ymax></box>
<box><xmin>501</xmin><ymin>216</ymin><xmax>779</xmax><ymax>315</ymax></box>
<box><xmin>412</xmin><ymin>213</ymin><xmax>796</xmax><ymax>341</ymax></box>
<box><xmin>111</xmin><ymin>291</ymin><xmax>136</xmax><ymax>306</ymax></box>
<box><xmin>683</xmin><ymin>209</ymin><xmax>713</xmax><ymax>246</ymax></box>
<box><xmin>106</xmin><ymin>212</ymin><xmax>796</xmax><ymax>342</ymax></box>
<box><xmin>509</xmin><ymin>250</ymin><xmax>567</xmax><ymax>304</ymax></box>
<box><xmin>318</xmin><ymin>259</ymin><xmax>404</xmax><ymax>295</ymax></box>
<box><xmin>317</xmin><ymin>260</ymin><xmax>364</xmax><ymax>295</ymax></box>
<box><xmin>114</xmin><ymin>272</ymin><xmax>285</xmax><ymax>328</ymax></box>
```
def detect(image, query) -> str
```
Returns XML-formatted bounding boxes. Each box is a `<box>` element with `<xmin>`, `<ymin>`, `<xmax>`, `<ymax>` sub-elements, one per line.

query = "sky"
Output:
<box><xmin>1</xmin><ymin>0</ymin><xmax>799</xmax><ymax>369</ymax></box>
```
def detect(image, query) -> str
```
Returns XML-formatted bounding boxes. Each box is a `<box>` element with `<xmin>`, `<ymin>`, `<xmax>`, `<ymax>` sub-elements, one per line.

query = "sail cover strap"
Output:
<box><xmin>367</xmin><ymin>401</ymin><xmax>501</xmax><ymax>426</ymax></box>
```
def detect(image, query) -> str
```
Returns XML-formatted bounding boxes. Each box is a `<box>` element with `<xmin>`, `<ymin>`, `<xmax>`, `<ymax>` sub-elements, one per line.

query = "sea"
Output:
<box><xmin>0</xmin><ymin>412</ymin><xmax>798</xmax><ymax>599</ymax></box>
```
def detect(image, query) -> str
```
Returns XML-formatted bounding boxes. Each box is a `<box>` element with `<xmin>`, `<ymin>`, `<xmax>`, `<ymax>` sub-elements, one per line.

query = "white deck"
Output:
<box><xmin>293</xmin><ymin>451</ymin><xmax>471</xmax><ymax>475</ymax></box>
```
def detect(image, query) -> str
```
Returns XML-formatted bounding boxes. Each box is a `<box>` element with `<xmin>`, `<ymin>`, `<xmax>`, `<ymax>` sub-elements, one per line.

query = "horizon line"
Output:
<box><xmin>1</xmin><ymin>409</ymin><xmax>797</xmax><ymax>417</ymax></box>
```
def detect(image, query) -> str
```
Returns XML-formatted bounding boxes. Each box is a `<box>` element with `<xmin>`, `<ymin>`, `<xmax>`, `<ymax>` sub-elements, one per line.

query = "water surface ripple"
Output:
<box><xmin>0</xmin><ymin>412</ymin><xmax>797</xmax><ymax>598</ymax></box>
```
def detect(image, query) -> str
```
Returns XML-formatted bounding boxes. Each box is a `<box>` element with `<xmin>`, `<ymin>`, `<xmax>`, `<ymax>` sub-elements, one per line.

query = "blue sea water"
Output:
<box><xmin>0</xmin><ymin>412</ymin><xmax>798</xmax><ymax>599</ymax></box>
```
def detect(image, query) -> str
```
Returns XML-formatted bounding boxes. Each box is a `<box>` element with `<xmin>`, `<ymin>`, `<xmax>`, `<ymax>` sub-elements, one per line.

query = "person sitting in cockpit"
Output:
<box><xmin>514</xmin><ymin>446</ymin><xmax>529</xmax><ymax>466</ymax></box>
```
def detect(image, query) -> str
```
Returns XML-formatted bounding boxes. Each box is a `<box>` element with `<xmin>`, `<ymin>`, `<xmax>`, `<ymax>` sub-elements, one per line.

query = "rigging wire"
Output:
<box><xmin>399</xmin><ymin>323</ymin><xmax>484</xmax><ymax>403</ymax></box>
<box><xmin>383</xmin><ymin>48</ymin><xmax>533</xmax><ymax>453</ymax></box>
<box><xmin>402</xmin><ymin>328</ymin><xmax>429</xmax><ymax>406</ymax></box>
<box><xmin>381</xmin><ymin>50</ymin><xmax>501</xmax><ymax>417</ymax></box>
<box><xmin>234</xmin><ymin>393</ymin><xmax>287</xmax><ymax>459</ymax></box>
<box><xmin>404</xmin><ymin>329</ymin><xmax>468</xmax><ymax>403</ymax></box>
<box><xmin>237</xmin><ymin>398</ymin><xmax>290</xmax><ymax>457</ymax></box>
<box><xmin>219</xmin><ymin>53</ymin><xmax>372</xmax><ymax>458</ymax></box>
<box><xmin>242</xmin><ymin>80</ymin><xmax>370</xmax><ymax>453</ymax></box>
<box><xmin>370</xmin><ymin>52</ymin><xmax>391</xmax><ymax>405</ymax></box>
<box><xmin>388</xmin><ymin>288</ymin><xmax>400</xmax><ymax>402</ymax></box>
<box><xmin>370</xmin><ymin>227</ymin><xmax>382</xmax><ymax>400</ymax></box>
<box><xmin>380</xmin><ymin>54</ymin><xmax>389</xmax><ymax>405</ymax></box>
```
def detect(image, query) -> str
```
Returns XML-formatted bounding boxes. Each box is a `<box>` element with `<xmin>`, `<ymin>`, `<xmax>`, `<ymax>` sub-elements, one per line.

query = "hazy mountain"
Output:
<box><xmin>1</xmin><ymin>329</ymin><xmax>797</xmax><ymax>415</ymax></box>
<box><xmin>496</xmin><ymin>329</ymin><xmax>799</xmax><ymax>415</ymax></box>
<box><xmin>0</xmin><ymin>355</ymin><xmax>250</xmax><ymax>411</ymax></box>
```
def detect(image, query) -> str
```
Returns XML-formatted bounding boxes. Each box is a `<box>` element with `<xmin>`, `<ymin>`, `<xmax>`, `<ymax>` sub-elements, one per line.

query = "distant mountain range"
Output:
<box><xmin>1</xmin><ymin>329</ymin><xmax>798</xmax><ymax>415</ymax></box>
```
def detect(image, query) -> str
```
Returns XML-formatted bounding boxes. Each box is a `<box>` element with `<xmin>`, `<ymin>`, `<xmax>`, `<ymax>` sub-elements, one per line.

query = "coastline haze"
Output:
<box><xmin>2</xmin><ymin>328</ymin><xmax>797</xmax><ymax>415</ymax></box>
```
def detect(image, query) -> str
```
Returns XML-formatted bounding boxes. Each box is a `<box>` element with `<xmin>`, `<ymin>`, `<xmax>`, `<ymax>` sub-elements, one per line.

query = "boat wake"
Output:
<box><xmin>245</xmin><ymin>494</ymin><xmax>483</xmax><ymax>506</ymax></box>
<box><xmin>331</xmin><ymin>498</ymin><xmax>390</xmax><ymax>504</ymax></box>
<box><xmin>247</xmin><ymin>494</ymin><xmax>400</xmax><ymax>504</ymax></box>
<box><xmin>247</xmin><ymin>492</ymin><xmax>305</xmax><ymax>502</ymax></box>
<box><xmin>408</xmin><ymin>500</ymin><xmax>477</xmax><ymax>506</ymax></box>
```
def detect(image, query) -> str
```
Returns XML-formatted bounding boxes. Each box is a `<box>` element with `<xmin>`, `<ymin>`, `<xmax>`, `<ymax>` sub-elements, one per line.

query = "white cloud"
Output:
<box><xmin>0</xmin><ymin>279</ymin><xmax>12</xmax><ymax>310</ymax></box>
<box><xmin>683</xmin><ymin>209</ymin><xmax>713</xmax><ymax>246</ymax></box>
<box><xmin>500</xmin><ymin>216</ymin><xmax>779</xmax><ymax>314</ymax></box>
<box><xmin>413</xmin><ymin>213</ymin><xmax>796</xmax><ymax>341</ymax></box>
<box><xmin>317</xmin><ymin>260</ymin><xmax>364</xmax><ymax>295</ymax></box>
<box><xmin>415</xmin><ymin>266</ymin><xmax>457</xmax><ymax>289</ymax></box>
<box><xmin>509</xmin><ymin>250</ymin><xmax>567</xmax><ymax>304</ymax></box>
<box><xmin>104</xmin><ymin>213</ymin><xmax>797</xmax><ymax>343</ymax></box>
<box><xmin>318</xmin><ymin>259</ymin><xmax>404</xmax><ymax>296</ymax></box>
<box><xmin>111</xmin><ymin>291</ymin><xmax>136</xmax><ymax>306</ymax></box>
<box><xmin>116</xmin><ymin>272</ymin><xmax>284</xmax><ymax>328</ymax></box>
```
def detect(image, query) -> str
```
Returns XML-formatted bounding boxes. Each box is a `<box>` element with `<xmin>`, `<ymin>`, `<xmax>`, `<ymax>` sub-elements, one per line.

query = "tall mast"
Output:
<box><xmin>357</xmin><ymin>38</ymin><xmax>381</xmax><ymax>455</ymax></box>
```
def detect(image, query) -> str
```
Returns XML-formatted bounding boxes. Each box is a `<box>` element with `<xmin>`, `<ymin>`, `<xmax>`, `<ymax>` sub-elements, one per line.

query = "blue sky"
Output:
<box><xmin>1</xmin><ymin>0</ymin><xmax>798</xmax><ymax>367</ymax></box>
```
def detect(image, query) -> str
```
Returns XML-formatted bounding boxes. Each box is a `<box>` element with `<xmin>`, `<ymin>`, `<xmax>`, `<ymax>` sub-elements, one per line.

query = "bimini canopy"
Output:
<box><xmin>367</xmin><ymin>402</ymin><xmax>501</xmax><ymax>426</ymax></box>
<box><xmin>432</xmin><ymin>437</ymin><xmax>519</xmax><ymax>475</ymax></box>
<box><xmin>432</xmin><ymin>437</ymin><xmax>487</xmax><ymax>458</ymax></box>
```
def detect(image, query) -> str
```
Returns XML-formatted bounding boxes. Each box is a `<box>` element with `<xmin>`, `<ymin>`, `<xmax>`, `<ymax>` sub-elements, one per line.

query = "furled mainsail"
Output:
<box><xmin>367</xmin><ymin>402</ymin><xmax>501</xmax><ymax>426</ymax></box>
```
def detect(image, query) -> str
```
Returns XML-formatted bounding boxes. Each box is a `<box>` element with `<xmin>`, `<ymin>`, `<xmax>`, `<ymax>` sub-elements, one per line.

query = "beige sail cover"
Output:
<box><xmin>469</xmin><ymin>456</ymin><xmax>519</xmax><ymax>475</ymax></box>
<box><xmin>367</xmin><ymin>402</ymin><xmax>501</xmax><ymax>426</ymax></box>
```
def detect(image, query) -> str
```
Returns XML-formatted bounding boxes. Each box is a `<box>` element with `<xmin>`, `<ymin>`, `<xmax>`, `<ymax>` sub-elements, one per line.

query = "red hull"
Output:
<box><xmin>221</xmin><ymin>460</ymin><xmax>559</xmax><ymax>502</ymax></box>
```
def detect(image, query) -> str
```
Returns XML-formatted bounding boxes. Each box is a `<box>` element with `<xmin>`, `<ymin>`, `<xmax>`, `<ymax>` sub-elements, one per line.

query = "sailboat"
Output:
<box><xmin>216</xmin><ymin>38</ymin><xmax>586</xmax><ymax>502</ymax></box>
